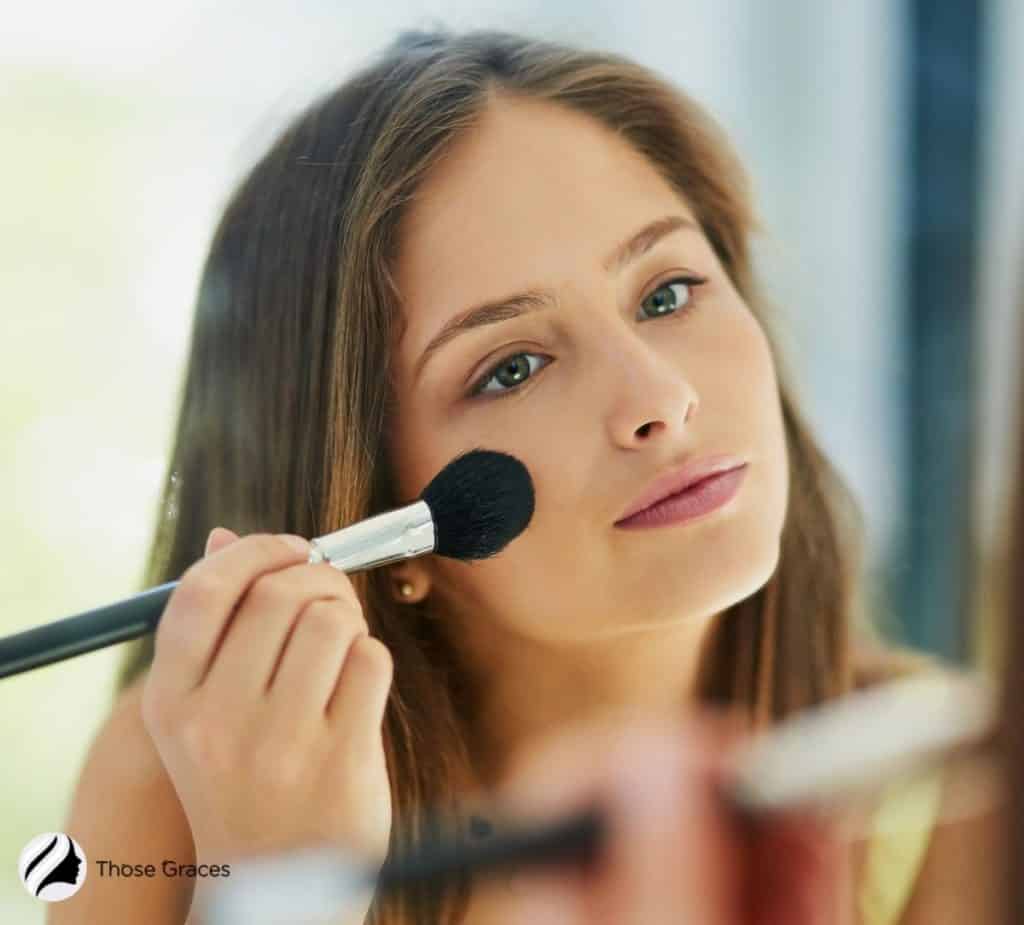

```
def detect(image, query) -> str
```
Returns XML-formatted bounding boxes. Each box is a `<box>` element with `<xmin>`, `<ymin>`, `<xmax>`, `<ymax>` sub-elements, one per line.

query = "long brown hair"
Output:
<box><xmin>114</xmin><ymin>27</ymin><xmax>936</xmax><ymax>923</ymax></box>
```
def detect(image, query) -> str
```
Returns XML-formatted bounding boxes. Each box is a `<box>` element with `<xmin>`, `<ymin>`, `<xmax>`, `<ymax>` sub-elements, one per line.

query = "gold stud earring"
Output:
<box><xmin>399</xmin><ymin>581</ymin><xmax>414</xmax><ymax>599</ymax></box>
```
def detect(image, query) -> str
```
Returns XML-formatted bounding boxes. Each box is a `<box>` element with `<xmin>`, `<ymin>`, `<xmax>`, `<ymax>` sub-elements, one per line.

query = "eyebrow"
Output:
<box><xmin>412</xmin><ymin>213</ymin><xmax>697</xmax><ymax>383</ymax></box>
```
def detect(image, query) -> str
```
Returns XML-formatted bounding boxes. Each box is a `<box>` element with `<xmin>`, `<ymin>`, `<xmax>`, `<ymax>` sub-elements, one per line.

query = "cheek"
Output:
<box><xmin>386</xmin><ymin>405</ymin><xmax>451</xmax><ymax>503</ymax></box>
<box><xmin>713</xmin><ymin>311</ymin><xmax>789</xmax><ymax>499</ymax></box>
<box><xmin>705</xmin><ymin>313</ymin><xmax>773</xmax><ymax>430</ymax></box>
<box><xmin>730</xmin><ymin>312</ymin><xmax>783</xmax><ymax>422</ymax></box>
<box><xmin>743</xmin><ymin>319</ymin><xmax>790</xmax><ymax>513</ymax></box>
<box><xmin>730</xmin><ymin>303</ymin><xmax>775</xmax><ymax>378</ymax></box>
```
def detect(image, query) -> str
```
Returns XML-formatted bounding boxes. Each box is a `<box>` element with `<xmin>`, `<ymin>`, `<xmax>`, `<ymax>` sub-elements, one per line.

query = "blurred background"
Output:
<box><xmin>1</xmin><ymin>1</ymin><xmax>1021</xmax><ymax>919</ymax></box>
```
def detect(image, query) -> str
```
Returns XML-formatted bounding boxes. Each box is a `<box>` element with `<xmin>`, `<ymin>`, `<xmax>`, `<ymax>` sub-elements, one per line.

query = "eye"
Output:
<box><xmin>469</xmin><ymin>274</ymin><xmax>708</xmax><ymax>400</ymax></box>
<box><xmin>470</xmin><ymin>353</ymin><xmax>551</xmax><ymax>399</ymax></box>
<box><xmin>638</xmin><ymin>274</ymin><xmax>705</xmax><ymax>319</ymax></box>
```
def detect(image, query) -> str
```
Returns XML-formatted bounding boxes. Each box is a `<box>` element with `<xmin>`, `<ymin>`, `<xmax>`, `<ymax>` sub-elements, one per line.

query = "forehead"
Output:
<box><xmin>391</xmin><ymin>96</ymin><xmax>697</xmax><ymax>358</ymax></box>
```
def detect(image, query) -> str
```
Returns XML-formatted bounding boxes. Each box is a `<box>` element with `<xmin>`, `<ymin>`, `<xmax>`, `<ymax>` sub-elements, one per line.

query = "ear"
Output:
<box><xmin>387</xmin><ymin>558</ymin><xmax>433</xmax><ymax>602</ymax></box>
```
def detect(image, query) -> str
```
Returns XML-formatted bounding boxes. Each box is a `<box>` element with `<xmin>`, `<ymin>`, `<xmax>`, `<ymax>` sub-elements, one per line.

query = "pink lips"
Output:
<box><xmin>615</xmin><ymin>456</ymin><xmax>748</xmax><ymax>528</ymax></box>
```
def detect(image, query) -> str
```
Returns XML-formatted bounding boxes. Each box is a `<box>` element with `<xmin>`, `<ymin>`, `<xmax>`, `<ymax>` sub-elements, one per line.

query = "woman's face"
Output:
<box><xmin>387</xmin><ymin>95</ymin><xmax>789</xmax><ymax>650</ymax></box>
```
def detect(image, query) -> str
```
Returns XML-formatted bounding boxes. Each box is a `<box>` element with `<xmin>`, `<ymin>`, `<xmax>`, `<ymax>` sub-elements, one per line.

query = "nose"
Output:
<box><xmin>598</xmin><ymin>330</ymin><xmax>700</xmax><ymax>448</ymax></box>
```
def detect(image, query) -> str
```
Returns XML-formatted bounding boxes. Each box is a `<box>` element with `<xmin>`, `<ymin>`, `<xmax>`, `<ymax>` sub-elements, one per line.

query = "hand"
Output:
<box><xmin>141</xmin><ymin>527</ymin><xmax>394</xmax><ymax>867</ymax></box>
<box><xmin>489</xmin><ymin>707</ymin><xmax>852</xmax><ymax>925</ymax></box>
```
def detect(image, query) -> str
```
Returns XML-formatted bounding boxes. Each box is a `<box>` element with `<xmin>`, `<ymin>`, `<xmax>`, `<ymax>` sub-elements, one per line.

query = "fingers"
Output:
<box><xmin>495</xmin><ymin>708</ymin><xmax>747</xmax><ymax>925</ymax></box>
<box><xmin>494</xmin><ymin>711</ymin><xmax>683</xmax><ymax>925</ymax></box>
<box><xmin>204</xmin><ymin>525</ymin><xmax>238</xmax><ymax>556</ymax></box>
<box><xmin>497</xmin><ymin>708</ymin><xmax>643</xmax><ymax>823</ymax></box>
<box><xmin>592</xmin><ymin>732</ymin><xmax>690</xmax><ymax>925</ymax></box>
<box><xmin>152</xmin><ymin>530</ymin><xmax>364</xmax><ymax>703</ymax></box>
<box><xmin>493</xmin><ymin>711</ymin><xmax>646</xmax><ymax>925</ymax></box>
<box><xmin>203</xmin><ymin>563</ymin><xmax>366</xmax><ymax>709</ymax></box>
<box><xmin>602</xmin><ymin>726</ymin><xmax>739</xmax><ymax>925</ymax></box>
<box><xmin>191</xmin><ymin>527</ymin><xmax>391</xmax><ymax>743</ymax></box>
<box><xmin>142</xmin><ymin>527</ymin><xmax>396</xmax><ymax>867</ymax></box>
<box><xmin>151</xmin><ymin>534</ymin><xmax>308</xmax><ymax>701</ymax></box>
<box><xmin>322</xmin><ymin>633</ymin><xmax>394</xmax><ymax>736</ymax></box>
<box><xmin>496</xmin><ymin>869</ymin><xmax>587</xmax><ymax>925</ymax></box>
<box><xmin>497</xmin><ymin>707</ymin><xmax>728</xmax><ymax>824</ymax></box>
<box><xmin>266</xmin><ymin>603</ymin><xmax>391</xmax><ymax>734</ymax></box>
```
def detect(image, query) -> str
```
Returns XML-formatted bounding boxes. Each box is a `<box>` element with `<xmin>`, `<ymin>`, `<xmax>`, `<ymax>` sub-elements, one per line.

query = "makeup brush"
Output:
<box><xmin>0</xmin><ymin>448</ymin><xmax>533</xmax><ymax>680</ymax></box>
<box><xmin>198</xmin><ymin>674</ymin><xmax>1000</xmax><ymax>925</ymax></box>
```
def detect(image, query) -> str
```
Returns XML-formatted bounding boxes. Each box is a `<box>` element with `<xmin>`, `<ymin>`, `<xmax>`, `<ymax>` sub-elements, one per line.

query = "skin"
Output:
<box><xmin>386</xmin><ymin>92</ymin><xmax>790</xmax><ymax>790</ymax></box>
<box><xmin>487</xmin><ymin>708</ymin><xmax>853</xmax><ymax>925</ymax></box>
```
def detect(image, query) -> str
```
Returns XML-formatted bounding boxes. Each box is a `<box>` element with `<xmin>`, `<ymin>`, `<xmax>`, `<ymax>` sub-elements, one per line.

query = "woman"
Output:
<box><xmin>53</xmin><ymin>27</ymin><xmax>984</xmax><ymax>925</ymax></box>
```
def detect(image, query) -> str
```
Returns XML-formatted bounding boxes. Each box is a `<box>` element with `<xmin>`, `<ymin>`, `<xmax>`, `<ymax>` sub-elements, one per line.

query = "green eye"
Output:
<box><xmin>639</xmin><ymin>277</ymin><xmax>698</xmax><ymax>318</ymax></box>
<box><xmin>472</xmin><ymin>353</ymin><xmax>551</xmax><ymax>398</ymax></box>
<box><xmin>470</xmin><ymin>274</ymin><xmax>708</xmax><ymax>401</ymax></box>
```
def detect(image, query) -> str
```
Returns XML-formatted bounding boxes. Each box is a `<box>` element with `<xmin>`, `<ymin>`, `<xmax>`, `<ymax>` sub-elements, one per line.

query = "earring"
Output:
<box><xmin>399</xmin><ymin>581</ymin><xmax>414</xmax><ymax>599</ymax></box>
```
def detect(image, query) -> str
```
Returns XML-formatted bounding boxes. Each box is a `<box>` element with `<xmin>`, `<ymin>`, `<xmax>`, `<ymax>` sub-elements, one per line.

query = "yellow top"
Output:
<box><xmin>857</xmin><ymin>764</ymin><xmax>945</xmax><ymax>925</ymax></box>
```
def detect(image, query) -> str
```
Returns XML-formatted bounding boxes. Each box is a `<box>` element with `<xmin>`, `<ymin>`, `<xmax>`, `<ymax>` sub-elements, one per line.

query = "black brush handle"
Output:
<box><xmin>374</xmin><ymin>803</ymin><xmax>607</xmax><ymax>896</ymax></box>
<box><xmin>371</xmin><ymin>769</ymin><xmax>750</xmax><ymax>897</ymax></box>
<box><xmin>0</xmin><ymin>581</ymin><xmax>179</xmax><ymax>679</ymax></box>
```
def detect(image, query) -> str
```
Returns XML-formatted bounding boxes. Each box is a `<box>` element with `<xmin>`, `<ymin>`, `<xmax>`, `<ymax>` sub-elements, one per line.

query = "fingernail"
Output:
<box><xmin>204</xmin><ymin>527</ymin><xmax>221</xmax><ymax>557</ymax></box>
<box><xmin>280</xmin><ymin>534</ymin><xmax>309</xmax><ymax>555</ymax></box>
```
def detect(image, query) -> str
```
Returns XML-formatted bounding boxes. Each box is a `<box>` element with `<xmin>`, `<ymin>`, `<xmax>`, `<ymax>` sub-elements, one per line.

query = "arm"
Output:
<box><xmin>48</xmin><ymin>671</ymin><xmax>377</xmax><ymax>925</ymax></box>
<box><xmin>897</xmin><ymin>755</ymin><xmax>1006</xmax><ymax>925</ymax></box>
<box><xmin>47</xmin><ymin>675</ymin><xmax>197</xmax><ymax>925</ymax></box>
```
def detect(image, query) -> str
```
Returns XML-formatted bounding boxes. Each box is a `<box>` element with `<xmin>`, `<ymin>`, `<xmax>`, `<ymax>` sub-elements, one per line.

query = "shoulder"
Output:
<box><xmin>48</xmin><ymin>675</ymin><xmax>195</xmax><ymax>925</ymax></box>
<box><xmin>895</xmin><ymin>749</ymin><xmax>1005</xmax><ymax>924</ymax></box>
<box><xmin>849</xmin><ymin>634</ymin><xmax>947</xmax><ymax>691</ymax></box>
<box><xmin>849</xmin><ymin>644</ymin><xmax>1004</xmax><ymax>925</ymax></box>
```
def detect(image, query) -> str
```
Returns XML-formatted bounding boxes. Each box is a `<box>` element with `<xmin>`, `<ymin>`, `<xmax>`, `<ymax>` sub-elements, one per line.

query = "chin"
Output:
<box><xmin>732</xmin><ymin>514</ymin><xmax>783</xmax><ymax>584</ymax></box>
<box><xmin>737</xmin><ymin>544</ymin><xmax>782</xmax><ymax>602</ymax></box>
<box><xmin>686</xmin><ymin>529</ymin><xmax>782</xmax><ymax>617</ymax></box>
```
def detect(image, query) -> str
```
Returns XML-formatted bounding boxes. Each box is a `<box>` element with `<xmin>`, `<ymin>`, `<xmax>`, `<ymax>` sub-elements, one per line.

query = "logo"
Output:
<box><xmin>18</xmin><ymin>833</ymin><xmax>87</xmax><ymax>901</ymax></box>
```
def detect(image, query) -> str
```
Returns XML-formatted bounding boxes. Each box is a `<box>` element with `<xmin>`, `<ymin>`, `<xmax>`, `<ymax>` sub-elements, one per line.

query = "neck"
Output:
<box><xmin>453</xmin><ymin>612</ymin><xmax>725</xmax><ymax>794</ymax></box>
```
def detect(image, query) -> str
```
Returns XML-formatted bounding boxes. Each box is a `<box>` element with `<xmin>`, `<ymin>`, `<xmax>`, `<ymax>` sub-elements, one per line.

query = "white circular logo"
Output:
<box><xmin>18</xmin><ymin>833</ymin><xmax>87</xmax><ymax>901</ymax></box>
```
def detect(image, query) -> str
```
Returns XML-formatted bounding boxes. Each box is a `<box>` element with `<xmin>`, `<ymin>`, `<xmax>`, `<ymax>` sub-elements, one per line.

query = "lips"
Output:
<box><xmin>615</xmin><ymin>455</ymin><xmax>747</xmax><ymax>524</ymax></box>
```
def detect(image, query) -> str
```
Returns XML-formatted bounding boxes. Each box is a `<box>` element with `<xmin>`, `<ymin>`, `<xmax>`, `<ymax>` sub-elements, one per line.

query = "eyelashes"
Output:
<box><xmin>468</xmin><ymin>274</ymin><xmax>709</xmax><ymax>401</ymax></box>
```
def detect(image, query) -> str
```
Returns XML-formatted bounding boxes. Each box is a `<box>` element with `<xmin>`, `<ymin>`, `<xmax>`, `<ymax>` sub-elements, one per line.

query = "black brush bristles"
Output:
<box><xmin>420</xmin><ymin>449</ymin><xmax>534</xmax><ymax>560</ymax></box>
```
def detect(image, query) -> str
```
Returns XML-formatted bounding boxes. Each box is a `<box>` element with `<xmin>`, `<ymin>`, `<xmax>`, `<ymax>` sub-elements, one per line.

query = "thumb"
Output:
<box><xmin>204</xmin><ymin>526</ymin><xmax>239</xmax><ymax>557</ymax></box>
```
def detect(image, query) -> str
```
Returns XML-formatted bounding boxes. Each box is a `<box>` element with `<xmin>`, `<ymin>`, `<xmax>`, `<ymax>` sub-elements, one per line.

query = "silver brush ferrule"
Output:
<box><xmin>306</xmin><ymin>500</ymin><xmax>435</xmax><ymax>573</ymax></box>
